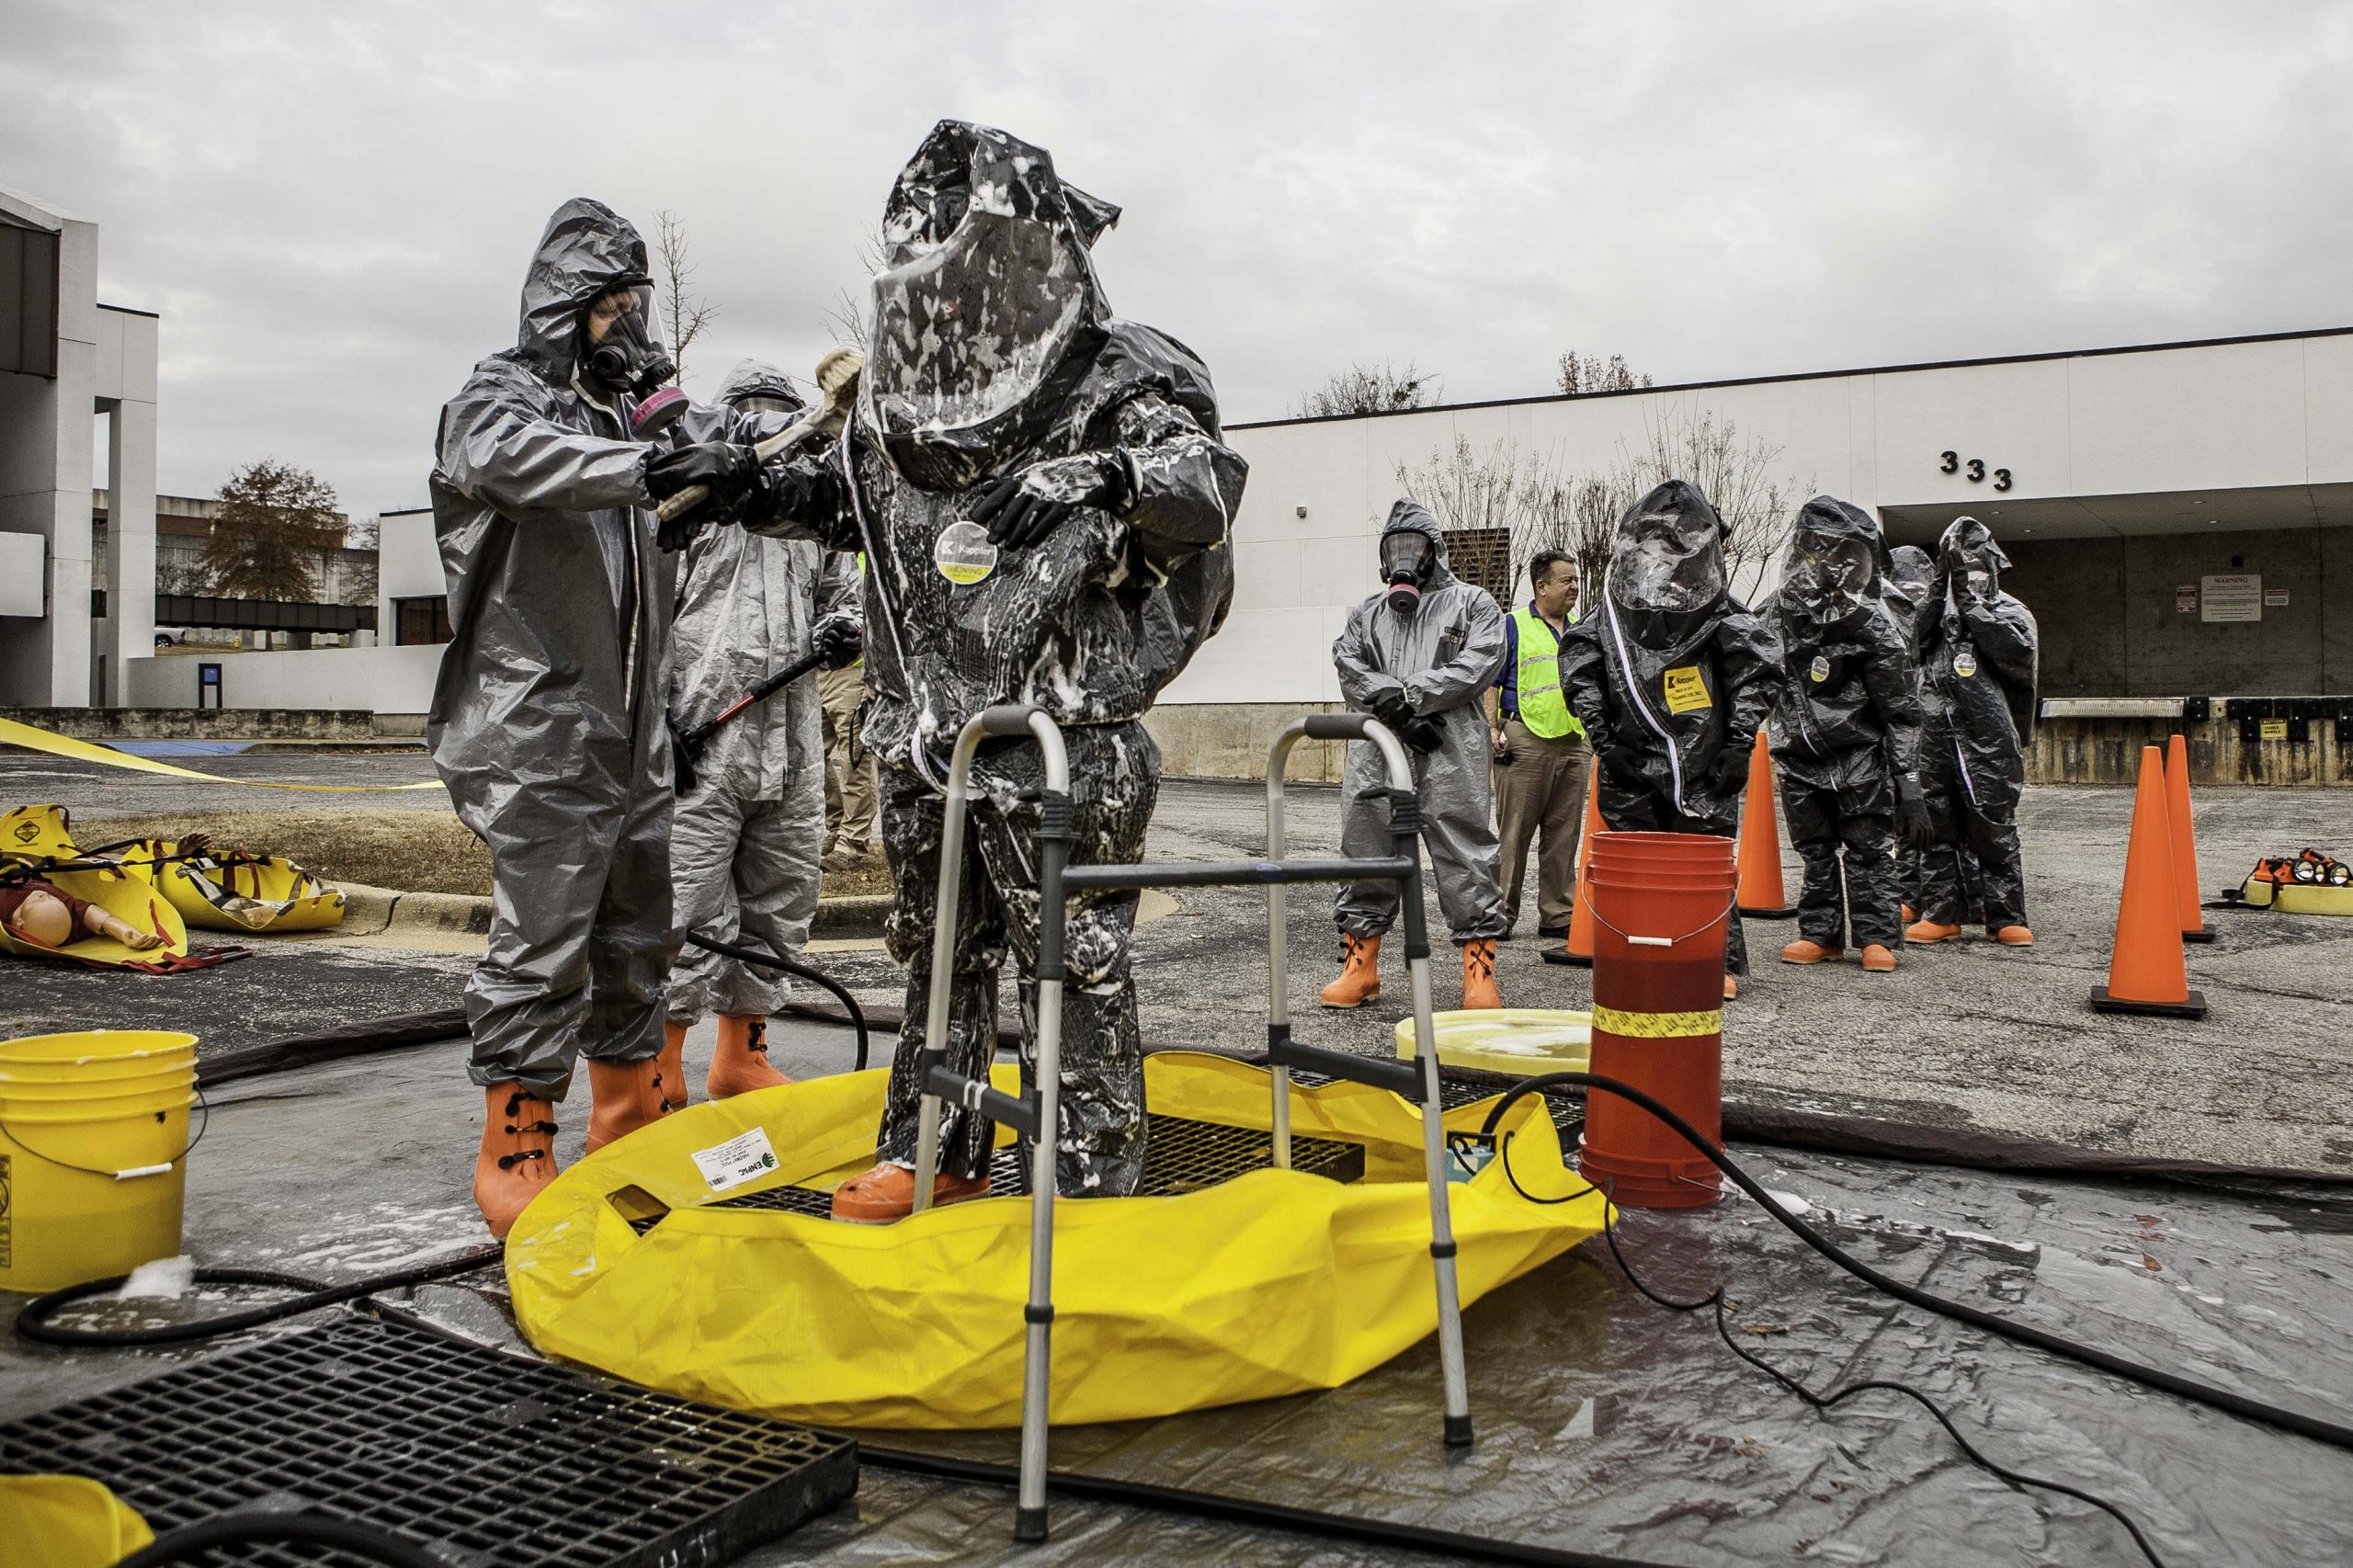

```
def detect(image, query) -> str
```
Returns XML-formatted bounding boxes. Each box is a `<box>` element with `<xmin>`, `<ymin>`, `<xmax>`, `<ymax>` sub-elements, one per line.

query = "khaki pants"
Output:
<box><xmin>1493</xmin><ymin>718</ymin><xmax>1589</xmax><ymax>933</ymax></box>
<box><xmin>820</xmin><ymin>663</ymin><xmax>878</xmax><ymax>850</ymax></box>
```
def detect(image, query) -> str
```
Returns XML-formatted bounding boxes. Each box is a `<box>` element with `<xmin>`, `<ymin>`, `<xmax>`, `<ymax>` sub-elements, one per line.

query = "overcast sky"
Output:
<box><xmin>7</xmin><ymin>2</ymin><xmax>2349</xmax><ymax>518</ymax></box>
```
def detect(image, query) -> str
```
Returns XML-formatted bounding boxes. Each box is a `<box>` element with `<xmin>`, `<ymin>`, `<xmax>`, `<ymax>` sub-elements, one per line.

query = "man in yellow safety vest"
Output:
<box><xmin>1487</xmin><ymin>550</ymin><xmax>1589</xmax><ymax>937</ymax></box>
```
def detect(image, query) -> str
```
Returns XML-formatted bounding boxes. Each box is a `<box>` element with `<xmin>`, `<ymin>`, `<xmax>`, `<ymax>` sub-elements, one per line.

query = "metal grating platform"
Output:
<box><xmin>652</xmin><ymin>1112</ymin><xmax>1364</xmax><ymax>1226</ymax></box>
<box><xmin>0</xmin><ymin>1311</ymin><xmax>858</xmax><ymax>1568</ymax></box>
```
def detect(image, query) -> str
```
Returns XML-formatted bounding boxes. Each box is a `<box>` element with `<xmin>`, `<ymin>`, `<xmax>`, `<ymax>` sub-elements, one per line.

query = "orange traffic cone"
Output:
<box><xmin>1541</xmin><ymin>756</ymin><xmax>1607</xmax><ymax>969</ymax></box>
<box><xmin>1735</xmin><ymin>732</ymin><xmax>1796</xmax><ymax>919</ymax></box>
<box><xmin>2089</xmin><ymin>745</ymin><xmax>2206</xmax><ymax>1018</ymax></box>
<box><xmin>2166</xmin><ymin>733</ymin><xmax>2214</xmax><ymax>944</ymax></box>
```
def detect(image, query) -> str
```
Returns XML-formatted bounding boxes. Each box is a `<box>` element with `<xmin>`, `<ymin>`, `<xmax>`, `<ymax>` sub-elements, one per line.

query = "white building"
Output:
<box><xmin>0</xmin><ymin>184</ymin><xmax>157</xmax><ymax>707</ymax></box>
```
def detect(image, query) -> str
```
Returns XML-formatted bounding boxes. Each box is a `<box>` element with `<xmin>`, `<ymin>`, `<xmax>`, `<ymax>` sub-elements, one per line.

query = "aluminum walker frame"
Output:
<box><xmin>910</xmin><ymin>707</ymin><xmax>1472</xmax><ymax>1544</ymax></box>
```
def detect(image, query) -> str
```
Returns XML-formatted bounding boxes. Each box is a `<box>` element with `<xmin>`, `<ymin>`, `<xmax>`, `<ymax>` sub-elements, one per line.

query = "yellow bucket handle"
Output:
<box><xmin>0</xmin><ymin>1086</ymin><xmax>209</xmax><ymax>1180</ymax></box>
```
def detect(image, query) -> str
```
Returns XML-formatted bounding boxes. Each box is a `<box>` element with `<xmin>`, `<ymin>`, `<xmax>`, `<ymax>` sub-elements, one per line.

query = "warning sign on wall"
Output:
<box><xmin>2176</xmin><ymin>585</ymin><xmax>2198</xmax><ymax>613</ymax></box>
<box><xmin>2264</xmin><ymin>587</ymin><xmax>2290</xmax><ymax>608</ymax></box>
<box><xmin>2200</xmin><ymin>574</ymin><xmax>2263</xmax><ymax>623</ymax></box>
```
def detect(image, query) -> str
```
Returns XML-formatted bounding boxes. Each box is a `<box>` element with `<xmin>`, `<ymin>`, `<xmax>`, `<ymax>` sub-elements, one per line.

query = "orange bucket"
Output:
<box><xmin>1578</xmin><ymin>833</ymin><xmax>1736</xmax><ymax>1209</ymax></box>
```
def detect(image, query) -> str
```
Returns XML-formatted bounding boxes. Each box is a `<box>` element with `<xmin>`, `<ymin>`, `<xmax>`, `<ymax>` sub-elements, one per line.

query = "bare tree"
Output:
<box><xmin>1392</xmin><ymin>434</ymin><xmax>1536</xmax><ymax>605</ymax></box>
<box><xmin>1522</xmin><ymin>406</ymin><xmax>1811</xmax><ymax>608</ymax></box>
<box><xmin>825</xmin><ymin>226</ymin><xmax>889</xmax><ymax>348</ymax></box>
<box><xmin>1620</xmin><ymin>407</ymin><xmax>1809</xmax><ymax>594</ymax></box>
<box><xmin>1555</xmin><ymin>349</ymin><xmax>1654</xmax><ymax>397</ymax></box>
<box><xmin>653</xmin><ymin>209</ymin><xmax>718</xmax><ymax>383</ymax></box>
<box><xmin>200</xmin><ymin>460</ymin><xmax>346</xmax><ymax>601</ymax></box>
<box><xmin>1292</xmin><ymin>360</ymin><xmax>1440</xmax><ymax>419</ymax></box>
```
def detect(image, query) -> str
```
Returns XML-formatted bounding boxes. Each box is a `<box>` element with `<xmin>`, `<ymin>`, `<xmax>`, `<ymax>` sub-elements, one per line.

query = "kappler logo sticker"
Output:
<box><xmin>1809</xmin><ymin>655</ymin><xmax>1831</xmax><ymax>683</ymax></box>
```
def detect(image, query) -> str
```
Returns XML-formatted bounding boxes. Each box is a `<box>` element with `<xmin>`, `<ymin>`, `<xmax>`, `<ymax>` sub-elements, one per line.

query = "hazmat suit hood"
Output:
<box><xmin>1607</xmin><ymin>480</ymin><xmax>1730</xmax><ymax>654</ymax></box>
<box><xmin>1921</xmin><ymin>514</ymin><xmax>2040</xmax><ymax>777</ymax></box>
<box><xmin>1778</xmin><ymin>495</ymin><xmax>1888</xmax><ymax>639</ymax></box>
<box><xmin>862</xmin><ymin>119</ymin><xmax>1120</xmax><ymax>492</ymax></box>
<box><xmin>1886</xmin><ymin>544</ymin><xmax>1938</xmax><ymax>654</ymax></box>
<box><xmin>1377</xmin><ymin>499</ymin><xmax>1456</xmax><ymax>612</ymax></box>
<box><xmin>715</xmin><ymin>358</ymin><xmax>807</xmax><ymax>415</ymax></box>
<box><xmin>515</xmin><ymin>199</ymin><xmax>664</xmax><ymax>389</ymax></box>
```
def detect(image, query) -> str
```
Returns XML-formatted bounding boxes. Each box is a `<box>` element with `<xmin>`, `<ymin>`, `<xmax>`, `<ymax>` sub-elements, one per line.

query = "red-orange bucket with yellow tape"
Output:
<box><xmin>1579</xmin><ymin>832</ymin><xmax>1735</xmax><ymax>1209</ymax></box>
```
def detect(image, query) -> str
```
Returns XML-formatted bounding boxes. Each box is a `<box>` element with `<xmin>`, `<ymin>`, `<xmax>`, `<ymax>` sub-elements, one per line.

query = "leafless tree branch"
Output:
<box><xmin>654</xmin><ymin>209</ymin><xmax>718</xmax><ymax>384</ymax></box>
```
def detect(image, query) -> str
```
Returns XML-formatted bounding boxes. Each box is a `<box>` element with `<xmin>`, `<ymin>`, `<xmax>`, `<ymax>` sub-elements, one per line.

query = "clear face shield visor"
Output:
<box><xmin>1792</xmin><ymin>533</ymin><xmax>1876</xmax><ymax>609</ymax></box>
<box><xmin>1614</xmin><ymin>510</ymin><xmax>1726</xmax><ymax>613</ymax></box>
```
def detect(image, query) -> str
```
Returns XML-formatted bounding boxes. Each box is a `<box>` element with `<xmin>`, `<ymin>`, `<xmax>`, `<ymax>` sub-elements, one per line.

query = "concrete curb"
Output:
<box><xmin>329</xmin><ymin>882</ymin><xmax>892</xmax><ymax>940</ymax></box>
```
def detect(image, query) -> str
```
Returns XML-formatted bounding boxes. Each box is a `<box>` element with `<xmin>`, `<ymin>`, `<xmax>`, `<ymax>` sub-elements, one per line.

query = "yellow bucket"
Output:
<box><xmin>0</xmin><ymin>1031</ymin><xmax>200</xmax><ymax>1292</ymax></box>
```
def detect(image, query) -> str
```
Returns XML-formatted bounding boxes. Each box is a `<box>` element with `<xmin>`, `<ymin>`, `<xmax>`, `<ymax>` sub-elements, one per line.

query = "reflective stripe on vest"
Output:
<box><xmin>1510</xmin><ymin>606</ymin><xmax>1580</xmax><ymax>739</ymax></box>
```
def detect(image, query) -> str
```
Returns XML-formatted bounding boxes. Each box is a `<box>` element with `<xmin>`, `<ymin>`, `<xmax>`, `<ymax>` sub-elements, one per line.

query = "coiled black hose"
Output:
<box><xmin>685</xmin><ymin>932</ymin><xmax>870</xmax><ymax>1070</ymax></box>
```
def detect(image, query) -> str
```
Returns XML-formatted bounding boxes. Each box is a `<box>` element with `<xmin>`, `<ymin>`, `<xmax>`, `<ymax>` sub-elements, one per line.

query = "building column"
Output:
<box><xmin>103</xmin><ymin>395</ymin><xmax>157</xmax><ymax>704</ymax></box>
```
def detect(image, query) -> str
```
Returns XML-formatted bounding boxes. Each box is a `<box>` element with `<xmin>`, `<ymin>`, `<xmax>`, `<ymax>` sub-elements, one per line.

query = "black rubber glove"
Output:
<box><xmin>646</xmin><ymin>442</ymin><xmax>760</xmax><ymax>551</ymax></box>
<box><xmin>1712</xmin><ymin>741</ymin><xmax>1754</xmax><ymax>797</ymax></box>
<box><xmin>1403</xmin><ymin>716</ymin><xmax>1447</xmax><ymax>754</ymax></box>
<box><xmin>812</xmin><ymin>613</ymin><xmax>863</xmax><ymax>670</ymax></box>
<box><xmin>1366</xmin><ymin>687</ymin><xmax>1413</xmax><ymax>732</ymax></box>
<box><xmin>666</xmin><ymin>714</ymin><xmax>702</xmax><ymax>797</ymax></box>
<box><xmin>1895</xmin><ymin>770</ymin><xmax>1931</xmax><ymax>846</ymax></box>
<box><xmin>970</xmin><ymin>451</ymin><xmax>1131</xmax><ymax>551</ymax></box>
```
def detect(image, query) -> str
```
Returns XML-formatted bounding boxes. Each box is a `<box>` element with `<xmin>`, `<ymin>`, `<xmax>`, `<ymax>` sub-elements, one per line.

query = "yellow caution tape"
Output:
<box><xmin>1591</xmin><ymin>1004</ymin><xmax>1722</xmax><ymax>1039</ymax></box>
<box><xmin>0</xmin><ymin>717</ymin><xmax>445</xmax><ymax>792</ymax></box>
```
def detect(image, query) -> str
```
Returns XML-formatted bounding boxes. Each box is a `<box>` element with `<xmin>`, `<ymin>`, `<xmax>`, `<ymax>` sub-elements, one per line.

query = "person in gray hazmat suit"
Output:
<box><xmin>1756</xmin><ymin>498</ymin><xmax>1927</xmax><ymax>971</ymax></box>
<box><xmin>1320</xmin><ymin>501</ymin><xmax>1509</xmax><ymax>1012</ymax></box>
<box><xmin>1559</xmin><ymin>480</ymin><xmax>1779</xmax><ymax>996</ymax></box>
<box><xmin>432</xmin><ymin>199</ymin><xmax>773</xmax><ymax>1236</ymax></box>
<box><xmin>678</xmin><ymin>121</ymin><xmax>1245</xmax><ymax>1222</ymax></box>
<box><xmin>1906</xmin><ymin>515</ymin><xmax>2039</xmax><ymax>948</ymax></box>
<box><xmin>662</xmin><ymin>359</ymin><xmax>864</xmax><ymax>1100</ymax></box>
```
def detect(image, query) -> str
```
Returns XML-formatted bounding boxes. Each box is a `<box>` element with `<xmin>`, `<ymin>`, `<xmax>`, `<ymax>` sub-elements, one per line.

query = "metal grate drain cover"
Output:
<box><xmin>653</xmin><ymin>1112</ymin><xmax>1364</xmax><ymax>1226</ymax></box>
<box><xmin>0</xmin><ymin>1311</ymin><xmax>858</xmax><ymax>1567</ymax></box>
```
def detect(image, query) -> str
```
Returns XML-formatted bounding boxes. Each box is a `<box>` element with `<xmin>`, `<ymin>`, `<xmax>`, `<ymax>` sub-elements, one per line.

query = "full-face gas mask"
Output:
<box><xmin>579</xmin><ymin>280</ymin><xmax>676</xmax><ymax>396</ymax></box>
<box><xmin>1380</xmin><ymin>529</ymin><xmax>1436</xmax><ymax>616</ymax></box>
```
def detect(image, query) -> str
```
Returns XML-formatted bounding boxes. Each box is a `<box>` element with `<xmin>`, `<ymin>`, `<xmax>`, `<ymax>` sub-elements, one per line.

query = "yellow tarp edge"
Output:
<box><xmin>506</xmin><ymin>1051</ymin><xmax>1606</xmax><ymax>1430</ymax></box>
<box><xmin>0</xmin><ymin>1474</ymin><xmax>154</xmax><ymax>1568</ymax></box>
<box><xmin>0</xmin><ymin>716</ymin><xmax>444</xmax><ymax>792</ymax></box>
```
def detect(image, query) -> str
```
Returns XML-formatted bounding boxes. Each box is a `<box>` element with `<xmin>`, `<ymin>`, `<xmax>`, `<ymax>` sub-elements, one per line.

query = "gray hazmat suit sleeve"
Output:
<box><xmin>1404</xmin><ymin>588</ymin><xmax>1506</xmax><ymax>715</ymax></box>
<box><xmin>1334</xmin><ymin>606</ymin><xmax>1407</xmax><ymax>713</ymax></box>
<box><xmin>437</xmin><ymin>391</ymin><xmax>654</xmax><ymax>515</ymax></box>
<box><xmin>815</xmin><ymin>550</ymin><xmax>862</xmax><ymax>625</ymax></box>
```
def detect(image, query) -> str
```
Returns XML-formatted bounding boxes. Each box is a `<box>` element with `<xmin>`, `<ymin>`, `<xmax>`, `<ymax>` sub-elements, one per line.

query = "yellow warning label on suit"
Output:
<box><xmin>1661</xmin><ymin>665</ymin><xmax>1711</xmax><ymax>715</ymax></box>
<box><xmin>1592</xmin><ymin>1005</ymin><xmax>1723</xmax><ymax>1039</ymax></box>
<box><xmin>0</xmin><ymin>718</ymin><xmax>444</xmax><ymax>792</ymax></box>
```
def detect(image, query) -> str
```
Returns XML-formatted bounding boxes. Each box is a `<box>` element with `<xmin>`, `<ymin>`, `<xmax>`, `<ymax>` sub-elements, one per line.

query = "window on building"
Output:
<box><xmin>395</xmin><ymin>596</ymin><xmax>453</xmax><ymax>645</ymax></box>
<box><xmin>1442</xmin><ymin>527</ymin><xmax>1514</xmax><ymax>608</ymax></box>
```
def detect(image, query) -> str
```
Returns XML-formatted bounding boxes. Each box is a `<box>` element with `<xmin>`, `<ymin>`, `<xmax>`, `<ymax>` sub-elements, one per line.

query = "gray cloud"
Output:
<box><xmin>5</xmin><ymin>1</ymin><xmax>2347</xmax><ymax>515</ymax></box>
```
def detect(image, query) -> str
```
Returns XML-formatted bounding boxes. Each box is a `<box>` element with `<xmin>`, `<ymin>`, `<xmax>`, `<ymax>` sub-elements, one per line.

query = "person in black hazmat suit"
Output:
<box><xmin>1756</xmin><ymin>498</ymin><xmax>1927</xmax><ymax>971</ymax></box>
<box><xmin>1884</xmin><ymin>542</ymin><xmax>1973</xmax><ymax>923</ymax></box>
<box><xmin>1321</xmin><ymin>501</ymin><xmax>1509</xmax><ymax>1011</ymax></box>
<box><xmin>1906</xmin><ymin>515</ymin><xmax>2039</xmax><ymax>948</ymax></box>
<box><xmin>1560</xmin><ymin>481</ymin><xmax>1778</xmax><ymax>996</ymax></box>
<box><xmin>663</xmin><ymin>360</ymin><xmax>864</xmax><ymax>1101</ymax></box>
<box><xmin>688</xmin><ymin>121</ymin><xmax>1245</xmax><ymax>1222</ymax></box>
<box><xmin>431</xmin><ymin>199</ymin><xmax>771</xmax><ymax>1236</ymax></box>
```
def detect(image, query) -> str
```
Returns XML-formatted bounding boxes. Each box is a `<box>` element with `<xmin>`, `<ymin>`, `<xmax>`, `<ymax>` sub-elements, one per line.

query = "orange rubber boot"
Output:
<box><xmin>1461</xmin><ymin>938</ymin><xmax>1502</xmax><ymax>1010</ymax></box>
<box><xmin>657</xmin><ymin>1020</ymin><xmax>688</xmax><ymax>1111</ymax></box>
<box><xmin>1779</xmin><ymin>938</ymin><xmax>1842</xmax><ymax>964</ymax></box>
<box><xmin>1723</xmin><ymin>974</ymin><xmax>1740</xmax><ymax>1001</ymax></box>
<box><xmin>585</xmin><ymin>1056</ymin><xmax>677</xmax><ymax>1153</ymax></box>
<box><xmin>1318</xmin><ymin>933</ymin><xmax>1382</xmax><ymax>1009</ymax></box>
<box><xmin>473</xmin><ymin>1084</ymin><xmax>558</xmax><ymax>1239</ymax></box>
<box><xmin>708</xmin><ymin>1015</ymin><xmax>792</xmax><ymax>1099</ymax></box>
<box><xmin>1860</xmin><ymin>944</ymin><xmax>1896</xmax><ymax>971</ymax></box>
<box><xmin>1905</xmin><ymin>919</ymin><xmax>1962</xmax><ymax>943</ymax></box>
<box><xmin>828</xmin><ymin>1161</ymin><xmax>991</xmax><ymax>1223</ymax></box>
<box><xmin>1994</xmin><ymin>925</ymin><xmax>2034</xmax><ymax>947</ymax></box>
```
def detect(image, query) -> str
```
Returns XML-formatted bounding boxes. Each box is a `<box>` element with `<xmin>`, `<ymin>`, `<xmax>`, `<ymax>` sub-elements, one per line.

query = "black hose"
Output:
<box><xmin>1476</xmin><ymin>1073</ymin><xmax>2353</xmax><ymax>1455</ymax></box>
<box><xmin>115</xmin><ymin>1510</ymin><xmax>442</xmax><ymax>1568</ymax></box>
<box><xmin>685</xmin><ymin>933</ymin><xmax>870</xmax><ymax>1071</ymax></box>
<box><xmin>13</xmin><ymin>1246</ymin><xmax>503</xmax><ymax>1348</ymax></box>
<box><xmin>857</xmin><ymin>1445</ymin><xmax>1685</xmax><ymax>1568</ymax></box>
